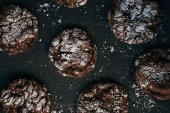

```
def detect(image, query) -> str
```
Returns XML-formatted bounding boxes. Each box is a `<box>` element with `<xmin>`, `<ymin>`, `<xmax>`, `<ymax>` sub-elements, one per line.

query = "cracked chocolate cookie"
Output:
<box><xmin>77</xmin><ymin>83</ymin><xmax>128</xmax><ymax>113</ymax></box>
<box><xmin>55</xmin><ymin>0</ymin><xmax>87</xmax><ymax>8</ymax></box>
<box><xmin>134</xmin><ymin>49</ymin><xmax>170</xmax><ymax>100</ymax></box>
<box><xmin>0</xmin><ymin>5</ymin><xmax>38</xmax><ymax>55</ymax></box>
<box><xmin>0</xmin><ymin>79</ymin><xmax>51</xmax><ymax>113</ymax></box>
<box><xmin>108</xmin><ymin>0</ymin><xmax>163</xmax><ymax>44</ymax></box>
<box><xmin>49</xmin><ymin>28</ymin><xmax>97</xmax><ymax>78</ymax></box>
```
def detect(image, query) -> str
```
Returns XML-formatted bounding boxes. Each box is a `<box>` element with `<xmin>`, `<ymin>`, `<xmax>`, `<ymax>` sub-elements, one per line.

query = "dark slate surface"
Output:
<box><xmin>0</xmin><ymin>0</ymin><xmax>170</xmax><ymax>113</ymax></box>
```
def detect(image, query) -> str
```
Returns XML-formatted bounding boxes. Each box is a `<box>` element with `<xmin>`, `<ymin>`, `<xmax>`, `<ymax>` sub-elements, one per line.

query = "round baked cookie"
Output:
<box><xmin>49</xmin><ymin>28</ymin><xmax>97</xmax><ymax>78</ymax></box>
<box><xmin>55</xmin><ymin>0</ymin><xmax>87</xmax><ymax>8</ymax></box>
<box><xmin>77</xmin><ymin>83</ymin><xmax>128</xmax><ymax>113</ymax></box>
<box><xmin>134</xmin><ymin>49</ymin><xmax>170</xmax><ymax>100</ymax></box>
<box><xmin>0</xmin><ymin>5</ymin><xmax>38</xmax><ymax>55</ymax></box>
<box><xmin>0</xmin><ymin>79</ymin><xmax>51</xmax><ymax>113</ymax></box>
<box><xmin>108</xmin><ymin>0</ymin><xmax>163</xmax><ymax>44</ymax></box>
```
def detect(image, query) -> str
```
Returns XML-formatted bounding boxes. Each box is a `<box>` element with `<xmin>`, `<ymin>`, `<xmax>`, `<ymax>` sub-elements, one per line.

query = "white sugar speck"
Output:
<box><xmin>39</xmin><ymin>39</ymin><xmax>42</xmax><ymax>42</ymax></box>
<box><xmin>58</xmin><ymin>19</ymin><xmax>62</xmax><ymax>23</ymax></box>
<box><xmin>131</xmin><ymin>84</ymin><xmax>156</xmax><ymax>112</ymax></box>
<box><xmin>51</xmin><ymin>110</ymin><xmax>56</xmax><ymax>113</ymax></box>
<box><xmin>110</xmin><ymin>46</ymin><xmax>115</xmax><ymax>52</ymax></box>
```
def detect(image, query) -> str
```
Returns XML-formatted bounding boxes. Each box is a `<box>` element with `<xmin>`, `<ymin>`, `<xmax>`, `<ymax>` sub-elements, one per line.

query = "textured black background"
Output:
<box><xmin>0</xmin><ymin>0</ymin><xmax>170</xmax><ymax>113</ymax></box>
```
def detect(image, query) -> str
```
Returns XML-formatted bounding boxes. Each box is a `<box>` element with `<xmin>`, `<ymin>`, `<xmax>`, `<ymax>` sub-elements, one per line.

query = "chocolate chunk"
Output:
<box><xmin>108</xmin><ymin>0</ymin><xmax>163</xmax><ymax>44</ymax></box>
<box><xmin>0</xmin><ymin>79</ymin><xmax>51</xmax><ymax>113</ymax></box>
<box><xmin>55</xmin><ymin>0</ymin><xmax>87</xmax><ymax>8</ymax></box>
<box><xmin>0</xmin><ymin>5</ymin><xmax>38</xmax><ymax>55</ymax></box>
<box><xmin>49</xmin><ymin>28</ymin><xmax>97</xmax><ymax>78</ymax></box>
<box><xmin>77</xmin><ymin>83</ymin><xmax>128</xmax><ymax>113</ymax></box>
<box><xmin>134</xmin><ymin>49</ymin><xmax>170</xmax><ymax>100</ymax></box>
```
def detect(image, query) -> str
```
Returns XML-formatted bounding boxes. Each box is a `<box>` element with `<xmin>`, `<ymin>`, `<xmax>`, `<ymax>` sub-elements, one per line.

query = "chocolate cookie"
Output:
<box><xmin>0</xmin><ymin>79</ymin><xmax>51</xmax><ymax>113</ymax></box>
<box><xmin>55</xmin><ymin>0</ymin><xmax>87</xmax><ymax>8</ymax></box>
<box><xmin>77</xmin><ymin>83</ymin><xmax>128</xmax><ymax>113</ymax></box>
<box><xmin>0</xmin><ymin>5</ymin><xmax>38</xmax><ymax>55</ymax></box>
<box><xmin>49</xmin><ymin>28</ymin><xmax>97</xmax><ymax>78</ymax></box>
<box><xmin>108</xmin><ymin>0</ymin><xmax>163</xmax><ymax>44</ymax></box>
<box><xmin>134</xmin><ymin>49</ymin><xmax>170</xmax><ymax>100</ymax></box>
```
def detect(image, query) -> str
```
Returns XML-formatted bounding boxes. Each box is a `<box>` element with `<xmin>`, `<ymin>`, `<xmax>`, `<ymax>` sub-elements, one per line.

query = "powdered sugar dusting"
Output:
<box><xmin>109</xmin><ymin>0</ymin><xmax>162</xmax><ymax>44</ymax></box>
<box><xmin>131</xmin><ymin>83</ymin><xmax>156</xmax><ymax>112</ymax></box>
<box><xmin>49</xmin><ymin>28</ymin><xmax>97</xmax><ymax>77</ymax></box>
<box><xmin>0</xmin><ymin>5</ymin><xmax>38</xmax><ymax>55</ymax></box>
<box><xmin>77</xmin><ymin>83</ymin><xmax>128</xmax><ymax>113</ymax></box>
<box><xmin>0</xmin><ymin>79</ymin><xmax>51</xmax><ymax>113</ymax></box>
